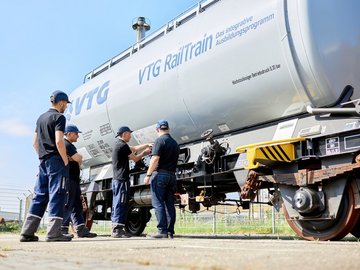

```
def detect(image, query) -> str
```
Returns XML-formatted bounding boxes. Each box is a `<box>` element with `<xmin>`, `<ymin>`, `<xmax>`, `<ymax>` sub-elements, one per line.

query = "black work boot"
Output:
<box><xmin>20</xmin><ymin>214</ymin><xmax>41</xmax><ymax>242</ymax></box>
<box><xmin>111</xmin><ymin>225</ymin><xmax>131</xmax><ymax>238</ymax></box>
<box><xmin>61</xmin><ymin>226</ymin><xmax>74</xmax><ymax>238</ymax></box>
<box><xmin>20</xmin><ymin>234</ymin><xmax>39</xmax><ymax>242</ymax></box>
<box><xmin>45</xmin><ymin>234</ymin><xmax>73</xmax><ymax>242</ymax></box>
<box><xmin>76</xmin><ymin>225</ymin><xmax>97</xmax><ymax>238</ymax></box>
<box><xmin>45</xmin><ymin>218</ymin><xmax>72</xmax><ymax>242</ymax></box>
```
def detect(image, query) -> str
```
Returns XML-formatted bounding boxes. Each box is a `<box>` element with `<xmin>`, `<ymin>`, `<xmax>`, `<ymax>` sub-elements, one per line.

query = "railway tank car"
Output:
<box><xmin>66</xmin><ymin>0</ymin><xmax>360</xmax><ymax>240</ymax></box>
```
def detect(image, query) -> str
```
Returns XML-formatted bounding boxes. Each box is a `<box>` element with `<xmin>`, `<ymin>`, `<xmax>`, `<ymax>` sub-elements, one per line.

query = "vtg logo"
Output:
<box><xmin>65</xmin><ymin>80</ymin><xmax>110</xmax><ymax>120</ymax></box>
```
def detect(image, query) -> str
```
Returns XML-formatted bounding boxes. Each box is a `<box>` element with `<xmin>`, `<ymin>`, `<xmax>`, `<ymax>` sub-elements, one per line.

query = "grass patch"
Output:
<box><xmin>91</xmin><ymin>207</ymin><xmax>296</xmax><ymax>236</ymax></box>
<box><xmin>3</xmin><ymin>206</ymin><xmax>295</xmax><ymax>237</ymax></box>
<box><xmin>0</xmin><ymin>223</ymin><xmax>21</xmax><ymax>233</ymax></box>
<box><xmin>0</xmin><ymin>222</ymin><xmax>47</xmax><ymax>234</ymax></box>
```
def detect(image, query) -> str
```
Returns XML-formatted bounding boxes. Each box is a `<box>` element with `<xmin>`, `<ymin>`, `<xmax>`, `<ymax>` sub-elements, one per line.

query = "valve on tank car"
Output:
<box><xmin>129</xmin><ymin>149</ymin><xmax>152</xmax><ymax>172</ymax></box>
<box><xmin>194</xmin><ymin>129</ymin><xmax>229</xmax><ymax>173</ymax></box>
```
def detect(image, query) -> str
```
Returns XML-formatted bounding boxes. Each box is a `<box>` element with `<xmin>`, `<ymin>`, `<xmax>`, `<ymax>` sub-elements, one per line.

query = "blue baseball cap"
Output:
<box><xmin>65</xmin><ymin>124</ymin><xmax>82</xmax><ymax>134</ymax></box>
<box><xmin>116</xmin><ymin>126</ymin><xmax>133</xmax><ymax>137</ymax></box>
<box><xmin>156</xmin><ymin>119</ymin><xmax>169</xmax><ymax>130</ymax></box>
<box><xmin>51</xmin><ymin>90</ymin><xmax>71</xmax><ymax>103</ymax></box>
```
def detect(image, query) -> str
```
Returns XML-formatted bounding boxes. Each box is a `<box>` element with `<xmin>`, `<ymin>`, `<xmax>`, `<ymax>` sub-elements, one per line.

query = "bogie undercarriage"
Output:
<box><xmin>81</xmin><ymin>111</ymin><xmax>360</xmax><ymax>240</ymax></box>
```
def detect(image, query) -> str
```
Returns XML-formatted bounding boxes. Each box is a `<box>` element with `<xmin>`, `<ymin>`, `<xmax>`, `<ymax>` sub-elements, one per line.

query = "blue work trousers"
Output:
<box><xmin>150</xmin><ymin>171</ymin><xmax>177</xmax><ymax>235</ymax></box>
<box><xmin>111</xmin><ymin>179</ymin><xmax>130</xmax><ymax>226</ymax></box>
<box><xmin>29</xmin><ymin>155</ymin><xmax>68</xmax><ymax>218</ymax></box>
<box><xmin>62</xmin><ymin>179</ymin><xmax>84</xmax><ymax>227</ymax></box>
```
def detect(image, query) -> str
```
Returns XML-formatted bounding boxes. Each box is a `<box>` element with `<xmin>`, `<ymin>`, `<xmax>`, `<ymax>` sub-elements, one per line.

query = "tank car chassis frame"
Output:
<box><xmin>80</xmin><ymin>122</ymin><xmax>360</xmax><ymax>240</ymax></box>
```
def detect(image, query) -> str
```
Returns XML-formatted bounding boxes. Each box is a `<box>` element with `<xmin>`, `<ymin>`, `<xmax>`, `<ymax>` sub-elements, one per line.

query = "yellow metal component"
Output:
<box><xmin>236</xmin><ymin>137</ymin><xmax>305</xmax><ymax>169</ymax></box>
<box><xmin>196</xmin><ymin>190</ymin><xmax>205</xmax><ymax>202</ymax></box>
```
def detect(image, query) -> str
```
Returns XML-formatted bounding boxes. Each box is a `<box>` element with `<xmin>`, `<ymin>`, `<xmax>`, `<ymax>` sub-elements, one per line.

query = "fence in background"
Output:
<box><xmin>1</xmin><ymin>186</ymin><xmax>293</xmax><ymax>236</ymax></box>
<box><xmin>91</xmin><ymin>203</ymin><xmax>294</xmax><ymax>236</ymax></box>
<box><xmin>0</xmin><ymin>186</ymin><xmax>33</xmax><ymax>223</ymax></box>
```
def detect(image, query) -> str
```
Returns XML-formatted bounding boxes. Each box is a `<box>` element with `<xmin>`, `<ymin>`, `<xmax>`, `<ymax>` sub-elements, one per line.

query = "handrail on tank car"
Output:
<box><xmin>83</xmin><ymin>0</ymin><xmax>220</xmax><ymax>83</ymax></box>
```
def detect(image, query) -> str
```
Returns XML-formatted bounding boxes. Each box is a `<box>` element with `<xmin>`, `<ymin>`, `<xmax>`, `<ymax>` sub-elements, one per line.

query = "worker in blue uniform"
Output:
<box><xmin>61</xmin><ymin>124</ymin><xmax>97</xmax><ymax>238</ymax></box>
<box><xmin>20</xmin><ymin>91</ymin><xmax>72</xmax><ymax>242</ymax></box>
<box><xmin>144</xmin><ymin>120</ymin><xmax>179</xmax><ymax>239</ymax></box>
<box><xmin>111</xmin><ymin>126</ymin><xmax>152</xmax><ymax>238</ymax></box>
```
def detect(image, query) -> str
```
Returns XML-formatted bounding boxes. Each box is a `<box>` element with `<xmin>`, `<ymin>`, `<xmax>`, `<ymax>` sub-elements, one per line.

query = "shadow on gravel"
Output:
<box><xmin>173</xmin><ymin>234</ymin><xmax>298</xmax><ymax>240</ymax></box>
<box><xmin>82</xmin><ymin>234</ymin><xmax>359</xmax><ymax>242</ymax></box>
<box><xmin>83</xmin><ymin>234</ymin><xmax>297</xmax><ymax>241</ymax></box>
<box><xmin>144</xmin><ymin>234</ymin><xmax>360</xmax><ymax>242</ymax></box>
<box><xmin>175</xmin><ymin>235</ymin><xmax>360</xmax><ymax>242</ymax></box>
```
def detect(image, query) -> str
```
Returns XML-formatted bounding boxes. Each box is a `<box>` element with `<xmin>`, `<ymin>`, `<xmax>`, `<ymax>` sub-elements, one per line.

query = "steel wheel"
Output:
<box><xmin>125</xmin><ymin>205</ymin><xmax>151</xmax><ymax>236</ymax></box>
<box><xmin>283</xmin><ymin>181</ymin><xmax>360</xmax><ymax>241</ymax></box>
<box><xmin>351</xmin><ymin>218</ymin><xmax>360</xmax><ymax>238</ymax></box>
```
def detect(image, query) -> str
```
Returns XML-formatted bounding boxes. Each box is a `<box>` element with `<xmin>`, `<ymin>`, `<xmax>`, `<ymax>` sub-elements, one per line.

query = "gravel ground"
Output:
<box><xmin>1</xmin><ymin>233</ymin><xmax>360</xmax><ymax>270</ymax></box>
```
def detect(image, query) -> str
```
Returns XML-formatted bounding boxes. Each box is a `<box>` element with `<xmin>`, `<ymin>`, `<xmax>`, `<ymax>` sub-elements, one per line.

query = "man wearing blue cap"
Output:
<box><xmin>111</xmin><ymin>126</ymin><xmax>152</xmax><ymax>238</ymax></box>
<box><xmin>20</xmin><ymin>90</ymin><xmax>72</xmax><ymax>242</ymax></box>
<box><xmin>144</xmin><ymin>120</ymin><xmax>179</xmax><ymax>239</ymax></box>
<box><xmin>61</xmin><ymin>124</ymin><xmax>97</xmax><ymax>238</ymax></box>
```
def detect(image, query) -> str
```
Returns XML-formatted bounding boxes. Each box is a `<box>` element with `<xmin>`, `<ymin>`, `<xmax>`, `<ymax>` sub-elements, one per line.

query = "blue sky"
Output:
<box><xmin>0</xmin><ymin>0</ymin><xmax>199</xmax><ymax>211</ymax></box>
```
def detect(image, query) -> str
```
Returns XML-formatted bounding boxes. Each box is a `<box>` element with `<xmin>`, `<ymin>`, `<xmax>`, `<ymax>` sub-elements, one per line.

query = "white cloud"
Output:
<box><xmin>0</xmin><ymin>118</ymin><xmax>33</xmax><ymax>137</ymax></box>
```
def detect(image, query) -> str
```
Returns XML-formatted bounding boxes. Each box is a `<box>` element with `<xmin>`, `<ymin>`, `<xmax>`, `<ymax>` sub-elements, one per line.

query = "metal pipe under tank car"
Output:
<box><xmin>133</xmin><ymin>188</ymin><xmax>152</xmax><ymax>205</ymax></box>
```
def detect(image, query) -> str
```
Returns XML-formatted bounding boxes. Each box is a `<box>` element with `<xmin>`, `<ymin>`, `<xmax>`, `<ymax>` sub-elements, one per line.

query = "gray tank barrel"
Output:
<box><xmin>67</xmin><ymin>0</ymin><xmax>360</xmax><ymax>169</ymax></box>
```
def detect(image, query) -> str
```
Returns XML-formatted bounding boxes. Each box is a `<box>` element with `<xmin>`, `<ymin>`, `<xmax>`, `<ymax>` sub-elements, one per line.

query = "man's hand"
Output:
<box><xmin>143</xmin><ymin>147</ymin><xmax>151</xmax><ymax>156</ymax></box>
<box><xmin>144</xmin><ymin>175</ymin><xmax>151</xmax><ymax>185</ymax></box>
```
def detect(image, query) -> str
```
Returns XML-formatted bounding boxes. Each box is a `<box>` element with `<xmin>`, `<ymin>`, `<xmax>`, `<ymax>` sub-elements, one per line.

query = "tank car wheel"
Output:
<box><xmin>283</xmin><ymin>181</ymin><xmax>360</xmax><ymax>241</ymax></box>
<box><xmin>350</xmin><ymin>210</ymin><xmax>360</xmax><ymax>240</ymax></box>
<box><xmin>350</xmin><ymin>218</ymin><xmax>360</xmax><ymax>238</ymax></box>
<box><xmin>125</xmin><ymin>204</ymin><xmax>151</xmax><ymax>236</ymax></box>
